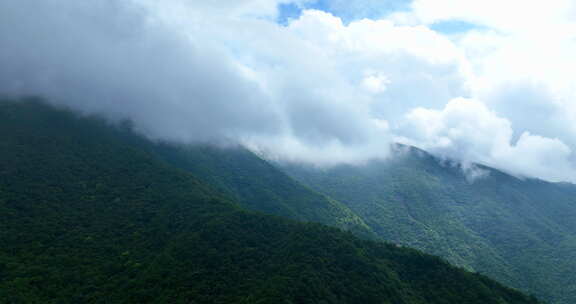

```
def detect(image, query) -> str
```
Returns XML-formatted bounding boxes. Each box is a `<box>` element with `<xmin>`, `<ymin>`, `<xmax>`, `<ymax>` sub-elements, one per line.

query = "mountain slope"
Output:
<box><xmin>0</xmin><ymin>99</ymin><xmax>540</xmax><ymax>303</ymax></box>
<box><xmin>150</xmin><ymin>143</ymin><xmax>374</xmax><ymax>238</ymax></box>
<box><xmin>281</xmin><ymin>144</ymin><xmax>576</xmax><ymax>304</ymax></box>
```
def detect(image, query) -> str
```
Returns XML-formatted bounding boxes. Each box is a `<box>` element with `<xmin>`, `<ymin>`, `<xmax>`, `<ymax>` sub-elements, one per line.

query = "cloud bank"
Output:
<box><xmin>1</xmin><ymin>0</ymin><xmax>576</xmax><ymax>182</ymax></box>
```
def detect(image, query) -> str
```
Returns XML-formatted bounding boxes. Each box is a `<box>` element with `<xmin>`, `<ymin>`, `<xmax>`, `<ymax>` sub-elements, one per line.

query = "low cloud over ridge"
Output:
<box><xmin>1</xmin><ymin>0</ymin><xmax>576</xmax><ymax>182</ymax></box>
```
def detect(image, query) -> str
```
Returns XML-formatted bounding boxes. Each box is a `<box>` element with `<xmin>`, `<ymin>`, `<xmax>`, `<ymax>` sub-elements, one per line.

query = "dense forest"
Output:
<box><xmin>281</xmin><ymin>146</ymin><xmax>576</xmax><ymax>304</ymax></box>
<box><xmin>0</xmin><ymin>99</ymin><xmax>541</xmax><ymax>303</ymax></box>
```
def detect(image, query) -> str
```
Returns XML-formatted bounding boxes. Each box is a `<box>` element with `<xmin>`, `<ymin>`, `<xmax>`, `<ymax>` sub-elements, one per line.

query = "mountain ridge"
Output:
<box><xmin>0</xmin><ymin>98</ymin><xmax>541</xmax><ymax>303</ymax></box>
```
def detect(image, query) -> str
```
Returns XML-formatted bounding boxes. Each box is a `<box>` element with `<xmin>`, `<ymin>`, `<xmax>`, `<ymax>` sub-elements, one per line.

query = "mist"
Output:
<box><xmin>1</xmin><ymin>0</ymin><xmax>576</xmax><ymax>182</ymax></box>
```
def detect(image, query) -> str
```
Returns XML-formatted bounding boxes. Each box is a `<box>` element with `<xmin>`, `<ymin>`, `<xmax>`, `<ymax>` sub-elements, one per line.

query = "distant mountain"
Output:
<box><xmin>281</xmin><ymin>144</ymin><xmax>576</xmax><ymax>304</ymax></box>
<box><xmin>0</xmin><ymin>99</ymin><xmax>540</xmax><ymax>303</ymax></box>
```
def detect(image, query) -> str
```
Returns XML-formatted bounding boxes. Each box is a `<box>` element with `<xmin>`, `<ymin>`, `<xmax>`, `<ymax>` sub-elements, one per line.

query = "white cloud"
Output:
<box><xmin>399</xmin><ymin>98</ymin><xmax>576</xmax><ymax>182</ymax></box>
<box><xmin>386</xmin><ymin>0</ymin><xmax>576</xmax><ymax>181</ymax></box>
<box><xmin>399</xmin><ymin>98</ymin><xmax>512</xmax><ymax>161</ymax></box>
<box><xmin>361</xmin><ymin>72</ymin><xmax>391</xmax><ymax>94</ymax></box>
<box><xmin>410</xmin><ymin>0</ymin><xmax>576</xmax><ymax>34</ymax></box>
<box><xmin>434</xmin><ymin>2</ymin><xmax>576</xmax><ymax>172</ymax></box>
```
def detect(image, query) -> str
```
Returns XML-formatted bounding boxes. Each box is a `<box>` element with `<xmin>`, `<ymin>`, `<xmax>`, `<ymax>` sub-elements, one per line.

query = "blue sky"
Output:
<box><xmin>429</xmin><ymin>20</ymin><xmax>483</xmax><ymax>34</ymax></box>
<box><xmin>278</xmin><ymin>0</ymin><xmax>412</xmax><ymax>25</ymax></box>
<box><xmin>278</xmin><ymin>0</ymin><xmax>480</xmax><ymax>34</ymax></box>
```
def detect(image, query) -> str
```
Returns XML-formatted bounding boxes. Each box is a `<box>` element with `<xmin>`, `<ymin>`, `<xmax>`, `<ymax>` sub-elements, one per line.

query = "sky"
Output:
<box><xmin>1</xmin><ymin>0</ymin><xmax>576</xmax><ymax>182</ymax></box>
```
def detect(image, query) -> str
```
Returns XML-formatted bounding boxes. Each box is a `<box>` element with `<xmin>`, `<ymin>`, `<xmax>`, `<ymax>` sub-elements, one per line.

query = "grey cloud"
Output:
<box><xmin>371</xmin><ymin>56</ymin><xmax>469</xmax><ymax>122</ymax></box>
<box><xmin>0</xmin><ymin>0</ymin><xmax>282</xmax><ymax>143</ymax></box>
<box><xmin>0</xmin><ymin>0</ymin><xmax>397</xmax><ymax>168</ymax></box>
<box><xmin>483</xmin><ymin>82</ymin><xmax>572</xmax><ymax>142</ymax></box>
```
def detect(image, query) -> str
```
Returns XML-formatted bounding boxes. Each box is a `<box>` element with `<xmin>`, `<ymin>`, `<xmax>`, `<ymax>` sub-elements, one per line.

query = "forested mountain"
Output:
<box><xmin>281</xmin><ymin>145</ymin><xmax>576</xmax><ymax>304</ymax></box>
<box><xmin>0</xmin><ymin>99</ymin><xmax>541</xmax><ymax>303</ymax></box>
